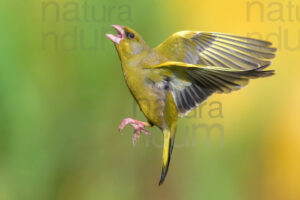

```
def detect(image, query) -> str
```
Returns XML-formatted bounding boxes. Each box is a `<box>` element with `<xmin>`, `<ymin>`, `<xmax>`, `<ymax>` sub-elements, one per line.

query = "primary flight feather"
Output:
<box><xmin>106</xmin><ymin>24</ymin><xmax>276</xmax><ymax>185</ymax></box>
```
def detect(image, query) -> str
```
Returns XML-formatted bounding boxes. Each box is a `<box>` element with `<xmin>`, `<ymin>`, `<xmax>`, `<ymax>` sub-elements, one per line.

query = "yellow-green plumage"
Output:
<box><xmin>106</xmin><ymin>25</ymin><xmax>277</xmax><ymax>185</ymax></box>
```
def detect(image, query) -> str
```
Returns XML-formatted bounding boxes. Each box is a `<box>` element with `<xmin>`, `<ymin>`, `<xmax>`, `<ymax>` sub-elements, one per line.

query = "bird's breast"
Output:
<box><xmin>122</xmin><ymin>65</ymin><xmax>166</xmax><ymax>128</ymax></box>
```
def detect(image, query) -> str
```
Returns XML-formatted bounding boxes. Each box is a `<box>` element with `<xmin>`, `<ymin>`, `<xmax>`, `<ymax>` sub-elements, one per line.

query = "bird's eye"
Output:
<box><xmin>128</xmin><ymin>33</ymin><xmax>135</xmax><ymax>39</ymax></box>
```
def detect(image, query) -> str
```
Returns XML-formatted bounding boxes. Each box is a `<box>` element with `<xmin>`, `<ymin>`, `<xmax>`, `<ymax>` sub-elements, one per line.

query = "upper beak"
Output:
<box><xmin>106</xmin><ymin>24</ymin><xmax>125</xmax><ymax>44</ymax></box>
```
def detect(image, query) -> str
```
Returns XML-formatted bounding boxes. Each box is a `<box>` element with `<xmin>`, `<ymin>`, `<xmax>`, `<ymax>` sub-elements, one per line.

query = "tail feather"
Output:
<box><xmin>159</xmin><ymin>130</ymin><xmax>175</xmax><ymax>185</ymax></box>
<box><xmin>159</xmin><ymin>91</ymin><xmax>177</xmax><ymax>186</ymax></box>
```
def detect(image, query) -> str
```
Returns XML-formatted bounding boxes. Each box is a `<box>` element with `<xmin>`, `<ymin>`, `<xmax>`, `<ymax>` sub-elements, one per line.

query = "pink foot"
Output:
<box><xmin>119</xmin><ymin>118</ymin><xmax>151</xmax><ymax>145</ymax></box>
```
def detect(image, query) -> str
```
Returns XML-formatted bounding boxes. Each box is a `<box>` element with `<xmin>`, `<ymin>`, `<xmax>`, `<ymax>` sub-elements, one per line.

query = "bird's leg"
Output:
<box><xmin>118</xmin><ymin>118</ymin><xmax>151</xmax><ymax>145</ymax></box>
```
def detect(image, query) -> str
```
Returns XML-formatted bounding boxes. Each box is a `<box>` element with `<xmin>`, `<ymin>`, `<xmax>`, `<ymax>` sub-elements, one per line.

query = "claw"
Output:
<box><xmin>118</xmin><ymin>118</ymin><xmax>151</xmax><ymax>145</ymax></box>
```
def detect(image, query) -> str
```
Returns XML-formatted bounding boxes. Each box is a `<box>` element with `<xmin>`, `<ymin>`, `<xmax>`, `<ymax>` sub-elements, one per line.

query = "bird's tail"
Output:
<box><xmin>159</xmin><ymin>129</ymin><xmax>176</xmax><ymax>186</ymax></box>
<box><xmin>159</xmin><ymin>91</ymin><xmax>178</xmax><ymax>186</ymax></box>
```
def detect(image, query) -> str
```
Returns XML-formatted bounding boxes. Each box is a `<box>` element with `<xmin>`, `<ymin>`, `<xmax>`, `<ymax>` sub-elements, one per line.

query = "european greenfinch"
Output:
<box><xmin>106</xmin><ymin>24</ymin><xmax>277</xmax><ymax>185</ymax></box>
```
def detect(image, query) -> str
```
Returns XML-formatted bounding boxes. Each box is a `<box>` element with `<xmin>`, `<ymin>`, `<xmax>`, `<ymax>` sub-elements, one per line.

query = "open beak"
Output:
<box><xmin>106</xmin><ymin>24</ymin><xmax>125</xmax><ymax>44</ymax></box>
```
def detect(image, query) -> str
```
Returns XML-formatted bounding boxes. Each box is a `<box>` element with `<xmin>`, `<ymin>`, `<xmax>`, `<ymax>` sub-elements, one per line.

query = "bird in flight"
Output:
<box><xmin>106</xmin><ymin>24</ymin><xmax>277</xmax><ymax>185</ymax></box>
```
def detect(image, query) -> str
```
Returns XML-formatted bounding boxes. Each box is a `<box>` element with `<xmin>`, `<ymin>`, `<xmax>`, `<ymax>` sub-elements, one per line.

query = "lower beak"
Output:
<box><xmin>106</xmin><ymin>24</ymin><xmax>125</xmax><ymax>44</ymax></box>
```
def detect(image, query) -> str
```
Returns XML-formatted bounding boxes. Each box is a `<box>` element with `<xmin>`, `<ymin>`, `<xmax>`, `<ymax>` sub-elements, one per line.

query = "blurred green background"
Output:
<box><xmin>1</xmin><ymin>0</ymin><xmax>300</xmax><ymax>200</ymax></box>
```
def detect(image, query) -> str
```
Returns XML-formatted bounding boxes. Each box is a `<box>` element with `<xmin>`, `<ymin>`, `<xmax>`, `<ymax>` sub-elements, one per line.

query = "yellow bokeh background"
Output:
<box><xmin>0</xmin><ymin>0</ymin><xmax>299</xmax><ymax>200</ymax></box>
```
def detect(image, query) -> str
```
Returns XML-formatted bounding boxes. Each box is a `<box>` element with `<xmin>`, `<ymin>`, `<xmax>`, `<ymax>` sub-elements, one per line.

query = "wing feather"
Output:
<box><xmin>148</xmin><ymin>62</ymin><xmax>274</xmax><ymax>116</ymax></box>
<box><xmin>155</xmin><ymin>31</ymin><xmax>277</xmax><ymax>70</ymax></box>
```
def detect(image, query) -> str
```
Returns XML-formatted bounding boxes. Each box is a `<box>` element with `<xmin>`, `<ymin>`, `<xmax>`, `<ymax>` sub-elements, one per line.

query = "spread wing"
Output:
<box><xmin>155</xmin><ymin>31</ymin><xmax>277</xmax><ymax>70</ymax></box>
<box><xmin>147</xmin><ymin>62</ymin><xmax>274</xmax><ymax>117</ymax></box>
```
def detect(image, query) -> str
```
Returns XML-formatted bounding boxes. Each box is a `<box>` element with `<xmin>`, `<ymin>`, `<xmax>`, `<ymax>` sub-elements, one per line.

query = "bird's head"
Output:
<box><xmin>106</xmin><ymin>25</ymin><xmax>149</xmax><ymax>61</ymax></box>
